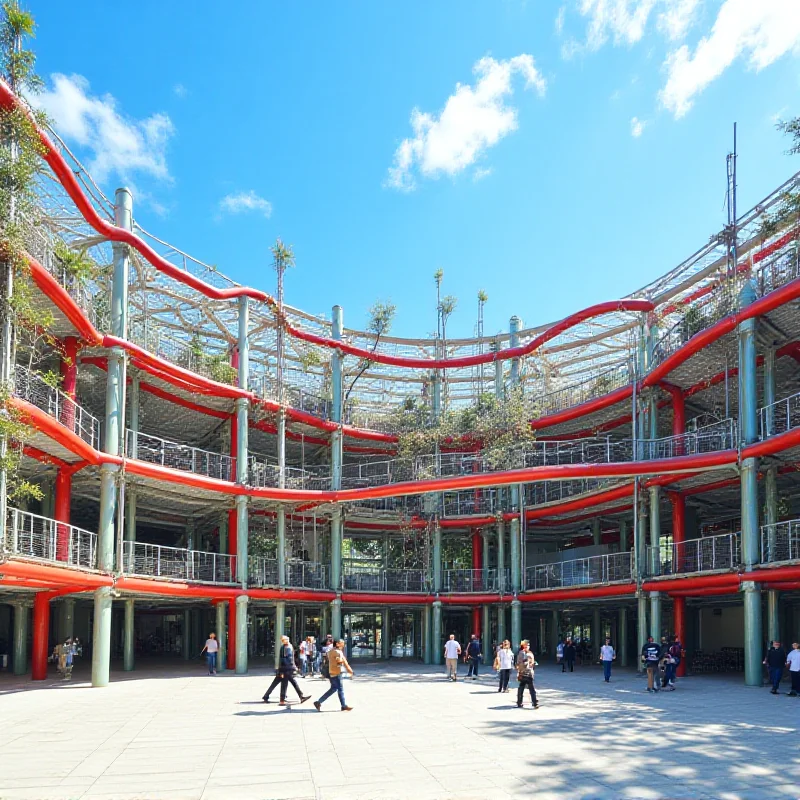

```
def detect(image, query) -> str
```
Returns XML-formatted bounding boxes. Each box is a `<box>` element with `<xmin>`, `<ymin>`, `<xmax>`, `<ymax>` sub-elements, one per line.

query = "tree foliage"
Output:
<box><xmin>343</xmin><ymin>299</ymin><xmax>396</xmax><ymax>407</ymax></box>
<box><xmin>760</xmin><ymin>115</ymin><xmax>800</xmax><ymax>238</ymax></box>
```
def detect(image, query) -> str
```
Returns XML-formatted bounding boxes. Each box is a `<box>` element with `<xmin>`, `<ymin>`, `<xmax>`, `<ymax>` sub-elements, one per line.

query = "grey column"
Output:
<box><xmin>91</xmin><ymin>587</ymin><xmax>113</xmax><ymax>687</ymax></box>
<box><xmin>649</xmin><ymin>592</ymin><xmax>661</xmax><ymax>641</ymax></box>
<box><xmin>235</xmin><ymin>595</ymin><xmax>248</xmax><ymax>674</ymax></box>
<box><xmin>551</xmin><ymin>608</ymin><xmax>560</xmax><ymax>661</ymax></box>
<box><xmin>497</xmin><ymin>603</ymin><xmax>506</xmax><ymax>645</ymax></box>
<box><xmin>60</xmin><ymin>598</ymin><xmax>75</xmax><ymax>642</ymax></box>
<box><xmin>12</xmin><ymin>602</ymin><xmax>28</xmax><ymax>675</ymax></box>
<box><xmin>619</xmin><ymin>518</ymin><xmax>628</xmax><ymax>553</ymax></box>
<box><xmin>274</xmin><ymin>600</ymin><xmax>286</xmax><ymax>670</ymax></box>
<box><xmin>215</xmin><ymin>601</ymin><xmax>226</xmax><ymax>671</ymax></box>
<box><xmin>496</xmin><ymin>519</ymin><xmax>505</xmax><ymax>592</ymax></box>
<box><xmin>592</xmin><ymin>518</ymin><xmax>601</xmax><ymax>547</ymax></box>
<box><xmin>593</xmin><ymin>607</ymin><xmax>602</xmax><ymax>659</ymax></box>
<box><xmin>381</xmin><ymin>611</ymin><xmax>390</xmax><ymax>659</ymax></box>
<box><xmin>637</xmin><ymin>593</ymin><xmax>647</xmax><ymax>672</ymax></box>
<box><xmin>511</xmin><ymin>599</ymin><xmax>522</xmax><ymax>650</ymax></box>
<box><xmin>330</xmin><ymin>509</ymin><xmax>342</xmax><ymax>591</ymax></box>
<box><xmin>483</xmin><ymin>604</ymin><xmax>491</xmax><ymax>653</ymax></box>
<box><xmin>182</xmin><ymin>609</ymin><xmax>191</xmax><ymax>660</ymax></box>
<box><xmin>331</xmin><ymin>597</ymin><xmax>342</xmax><ymax>641</ymax></box>
<box><xmin>123</xmin><ymin>598</ymin><xmax>134</xmax><ymax>672</ymax></box>
<box><xmin>277</xmin><ymin>508</ymin><xmax>286</xmax><ymax>587</ymax></box>
<box><xmin>421</xmin><ymin>605</ymin><xmax>431</xmax><ymax>664</ymax></box>
<box><xmin>618</xmin><ymin>606</ymin><xmax>628</xmax><ymax>667</ymax></box>
<box><xmin>432</xmin><ymin>600</ymin><xmax>443</xmax><ymax>665</ymax></box>
<box><xmin>433</xmin><ymin>521</ymin><xmax>442</xmax><ymax>593</ymax></box>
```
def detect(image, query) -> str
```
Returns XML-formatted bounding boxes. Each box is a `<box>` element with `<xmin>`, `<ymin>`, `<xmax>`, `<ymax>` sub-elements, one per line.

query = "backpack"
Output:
<box><xmin>321</xmin><ymin>652</ymin><xmax>330</xmax><ymax>678</ymax></box>
<box><xmin>669</xmin><ymin>643</ymin><xmax>682</xmax><ymax>660</ymax></box>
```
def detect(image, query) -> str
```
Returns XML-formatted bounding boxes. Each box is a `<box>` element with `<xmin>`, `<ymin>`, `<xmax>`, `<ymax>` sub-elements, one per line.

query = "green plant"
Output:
<box><xmin>54</xmin><ymin>239</ymin><xmax>97</xmax><ymax>283</ymax></box>
<box><xmin>759</xmin><ymin>116</ymin><xmax>800</xmax><ymax>239</ymax></box>
<box><xmin>343</xmin><ymin>299</ymin><xmax>396</xmax><ymax>406</ymax></box>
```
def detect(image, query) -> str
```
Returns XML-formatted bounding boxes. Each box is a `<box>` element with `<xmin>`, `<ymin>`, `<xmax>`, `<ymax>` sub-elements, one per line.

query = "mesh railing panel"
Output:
<box><xmin>5</xmin><ymin>508</ymin><xmax>97</xmax><ymax>569</ymax></box>
<box><xmin>127</xmin><ymin>430</ymin><xmax>234</xmax><ymax>481</ymax></box>
<box><xmin>525</xmin><ymin>552</ymin><xmax>632</xmax><ymax>590</ymax></box>
<box><xmin>651</xmin><ymin>533</ymin><xmax>741</xmax><ymax>575</ymax></box>
<box><xmin>760</xmin><ymin>392</ymin><xmax>800</xmax><ymax>439</ymax></box>
<box><xmin>441</xmin><ymin>568</ymin><xmax>507</xmax><ymax>592</ymax></box>
<box><xmin>121</xmin><ymin>541</ymin><xmax>235</xmax><ymax>583</ymax></box>
<box><xmin>761</xmin><ymin>520</ymin><xmax>800</xmax><ymax>563</ymax></box>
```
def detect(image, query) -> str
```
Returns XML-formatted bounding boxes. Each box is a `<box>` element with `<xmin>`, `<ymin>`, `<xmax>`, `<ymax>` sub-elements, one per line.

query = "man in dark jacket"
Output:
<box><xmin>641</xmin><ymin>636</ymin><xmax>662</xmax><ymax>692</ymax></box>
<box><xmin>466</xmin><ymin>634</ymin><xmax>482</xmax><ymax>680</ymax></box>
<box><xmin>763</xmin><ymin>640</ymin><xmax>787</xmax><ymax>694</ymax></box>
<box><xmin>563</xmin><ymin>639</ymin><xmax>576</xmax><ymax>673</ymax></box>
<box><xmin>263</xmin><ymin>636</ymin><xmax>311</xmax><ymax>706</ymax></box>
<box><xmin>515</xmin><ymin>640</ymin><xmax>539</xmax><ymax>709</ymax></box>
<box><xmin>662</xmin><ymin>636</ymin><xmax>683</xmax><ymax>688</ymax></box>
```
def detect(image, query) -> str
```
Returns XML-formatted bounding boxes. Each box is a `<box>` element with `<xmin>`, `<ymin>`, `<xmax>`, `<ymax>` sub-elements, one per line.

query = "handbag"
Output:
<box><xmin>493</xmin><ymin>656</ymin><xmax>500</xmax><ymax>671</ymax></box>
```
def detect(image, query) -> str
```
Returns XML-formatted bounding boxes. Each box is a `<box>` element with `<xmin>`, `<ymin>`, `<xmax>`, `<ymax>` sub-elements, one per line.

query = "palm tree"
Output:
<box><xmin>477</xmin><ymin>290</ymin><xmax>488</xmax><ymax>391</ymax></box>
<box><xmin>271</xmin><ymin>239</ymin><xmax>295</xmax><ymax>404</ymax></box>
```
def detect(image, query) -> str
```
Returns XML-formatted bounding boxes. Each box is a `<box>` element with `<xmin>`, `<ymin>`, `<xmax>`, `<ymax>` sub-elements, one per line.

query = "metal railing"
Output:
<box><xmin>638</xmin><ymin>419</ymin><xmax>737</xmax><ymax>460</ymax></box>
<box><xmin>4</xmin><ymin>507</ymin><xmax>97</xmax><ymax>569</ymax></box>
<box><xmin>760</xmin><ymin>391</ymin><xmax>800</xmax><ymax>439</ymax></box>
<box><xmin>14</xmin><ymin>365</ymin><xmax>100</xmax><ymax>449</ymax></box>
<box><xmin>343</xmin><ymin>567</ymin><xmax>428</xmax><ymax>593</ymax></box>
<box><xmin>525</xmin><ymin>552</ymin><xmax>633</xmax><ymax>590</ymax></box>
<box><xmin>121</xmin><ymin>541</ymin><xmax>235</xmax><ymax>583</ymax></box>
<box><xmin>761</xmin><ymin>519</ymin><xmax>800</xmax><ymax>564</ymax></box>
<box><xmin>650</xmin><ymin>532</ymin><xmax>741</xmax><ymax>576</ymax></box>
<box><xmin>247</xmin><ymin>456</ymin><xmax>328</xmax><ymax>489</ymax></box>
<box><xmin>441</xmin><ymin>489</ymin><xmax>498</xmax><ymax>517</ymax></box>
<box><xmin>126</xmin><ymin>430</ymin><xmax>234</xmax><ymax>481</ymax></box>
<box><xmin>441</xmin><ymin>568</ymin><xmax>508</xmax><ymax>593</ymax></box>
<box><xmin>248</xmin><ymin>556</ymin><xmax>329</xmax><ymax>589</ymax></box>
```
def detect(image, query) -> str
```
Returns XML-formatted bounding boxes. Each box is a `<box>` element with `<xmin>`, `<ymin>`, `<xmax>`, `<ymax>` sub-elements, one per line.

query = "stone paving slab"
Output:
<box><xmin>1</xmin><ymin>660</ymin><xmax>799</xmax><ymax>799</ymax></box>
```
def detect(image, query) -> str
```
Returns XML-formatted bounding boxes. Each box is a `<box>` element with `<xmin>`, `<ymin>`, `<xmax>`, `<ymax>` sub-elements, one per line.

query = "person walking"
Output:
<box><xmin>263</xmin><ymin>636</ymin><xmax>311</xmax><ymax>706</ymax></box>
<box><xmin>307</xmin><ymin>636</ymin><xmax>318</xmax><ymax>676</ymax></box>
<box><xmin>200</xmin><ymin>632</ymin><xmax>219</xmax><ymax>675</ymax></box>
<box><xmin>641</xmin><ymin>635</ymin><xmax>662</xmax><ymax>692</ymax></box>
<box><xmin>465</xmin><ymin>634</ymin><xmax>482</xmax><ymax>680</ymax></box>
<box><xmin>314</xmin><ymin>639</ymin><xmax>354</xmax><ymax>711</ymax></box>
<box><xmin>495</xmin><ymin>639</ymin><xmax>514</xmax><ymax>693</ymax></box>
<box><xmin>599</xmin><ymin>637</ymin><xmax>615</xmax><ymax>682</ymax></box>
<box><xmin>515</xmin><ymin>640</ymin><xmax>539</xmax><ymax>709</ymax></box>
<box><xmin>662</xmin><ymin>636</ymin><xmax>683</xmax><ymax>689</ymax></box>
<box><xmin>298</xmin><ymin>637</ymin><xmax>308</xmax><ymax>677</ymax></box>
<box><xmin>786</xmin><ymin>642</ymin><xmax>800</xmax><ymax>696</ymax></box>
<box><xmin>763</xmin><ymin>640</ymin><xmax>787</xmax><ymax>695</ymax></box>
<box><xmin>444</xmin><ymin>634</ymin><xmax>462</xmax><ymax>682</ymax></box>
<box><xmin>556</xmin><ymin>638</ymin><xmax>564</xmax><ymax>666</ymax></box>
<box><xmin>563</xmin><ymin>639</ymin><xmax>576</xmax><ymax>673</ymax></box>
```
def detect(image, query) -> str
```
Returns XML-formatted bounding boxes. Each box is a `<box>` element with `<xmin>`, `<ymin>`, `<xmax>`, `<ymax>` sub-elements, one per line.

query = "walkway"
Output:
<box><xmin>1</xmin><ymin>661</ymin><xmax>797</xmax><ymax>799</ymax></box>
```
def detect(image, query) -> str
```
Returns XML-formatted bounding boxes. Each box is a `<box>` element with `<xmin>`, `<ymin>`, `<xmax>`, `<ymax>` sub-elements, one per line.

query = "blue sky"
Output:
<box><xmin>31</xmin><ymin>1</ymin><xmax>800</xmax><ymax>338</ymax></box>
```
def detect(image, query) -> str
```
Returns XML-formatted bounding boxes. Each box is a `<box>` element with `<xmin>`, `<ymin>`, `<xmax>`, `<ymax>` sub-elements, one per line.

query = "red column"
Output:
<box><xmin>60</xmin><ymin>336</ymin><xmax>79</xmax><ymax>432</ymax></box>
<box><xmin>32</xmin><ymin>593</ymin><xmax>51</xmax><ymax>680</ymax></box>
<box><xmin>471</xmin><ymin>606</ymin><xmax>481</xmax><ymax>638</ymax></box>
<box><xmin>54</xmin><ymin>468</ymin><xmax>72</xmax><ymax>561</ymax></box>
<box><xmin>673</xmin><ymin>595</ymin><xmax>686</xmax><ymax>677</ymax></box>
<box><xmin>227</xmin><ymin>598</ymin><xmax>236</xmax><ymax>671</ymax></box>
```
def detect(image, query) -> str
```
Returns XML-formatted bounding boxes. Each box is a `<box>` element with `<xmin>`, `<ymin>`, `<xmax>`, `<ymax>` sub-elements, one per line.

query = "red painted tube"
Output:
<box><xmin>526</xmin><ymin>484</ymin><xmax>634</xmax><ymax>520</ymax></box>
<box><xmin>31</xmin><ymin>592</ymin><xmax>51</xmax><ymax>680</ymax></box>
<box><xmin>744</xmin><ymin>565</ymin><xmax>800</xmax><ymax>583</ymax></box>
<box><xmin>54</xmin><ymin>468</ymin><xmax>71</xmax><ymax>561</ymax></box>
<box><xmin>113</xmin><ymin>577</ymin><xmax>240</xmax><ymax>598</ymax></box>
<box><xmin>248</xmin><ymin>588</ymin><xmax>336</xmax><ymax>602</ymax></box>
<box><xmin>531</xmin><ymin>385</ymin><xmax>633</xmax><ymax>431</ymax></box>
<box><xmin>61</xmin><ymin>336</ymin><xmax>79</xmax><ymax>398</ymax></box>
<box><xmin>0</xmin><ymin>560</ymin><xmax>111</xmax><ymax>587</ymax></box>
<box><xmin>23</xmin><ymin>444</ymin><xmax>70</xmax><ymax>469</ymax></box>
<box><xmin>341</xmin><ymin>592</ymin><xmax>432</xmax><ymax>604</ymax></box>
<box><xmin>440</xmin><ymin>594</ymin><xmax>511</xmax><ymax>604</ymax></box>
<box><xmin>471</xmin><ymin>606</ymin><xmax>481</xmax><ymax>637</ymax></box>
<box><xmin>668</xmin><ymin>586</ymin><xmax>739</xmax><ymax>597</ymax></box>
<box><xmin>440</xmin><ymin>515</ymin><xmax>497</xmax><ymax>529</ymax></box>
<box><xmin>520</xmin><ymin>584</ymin><xmax>637</xmax><ymax>602</ymax></box>
<box><xmin>642</xmin><ymin>573</ymin><xmax>739</xmax><ymax>592</ymax></box>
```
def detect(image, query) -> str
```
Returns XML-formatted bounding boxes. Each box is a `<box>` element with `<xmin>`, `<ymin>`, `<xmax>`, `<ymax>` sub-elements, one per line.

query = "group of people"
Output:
<box><xmin>262</xmin><ymin>633</ymin><xmax>355</xmax><ymax>711</ymax></box>
<box><xmin>443</xmin><ymin>634</ymin><xmax>540</xmax><ymax>708</ymax></box>
<box><xmin>763</xmin><ymin>640</ymin><xmax>800</xmax><ymax>695</ymax></box>
<box><xmin>641</xmin><ymin>635</ymin><xmax>684</xmax><ymax>692</ymax></box>
<box><xmin>50</xmin><ymin>637</ymin><xmax>81</xmax><ymax>679</ymax></box>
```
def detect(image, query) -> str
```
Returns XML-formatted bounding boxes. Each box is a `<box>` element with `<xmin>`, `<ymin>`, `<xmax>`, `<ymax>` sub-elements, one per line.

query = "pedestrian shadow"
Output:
<box><xmin>235</xmin><ymin>708</ymin><xmax>316</xmax><ymax>716</ymax></box>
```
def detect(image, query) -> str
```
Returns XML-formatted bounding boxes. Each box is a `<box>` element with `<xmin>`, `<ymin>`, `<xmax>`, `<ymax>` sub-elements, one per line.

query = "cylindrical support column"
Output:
<box><xmin>767</xmin><ymin>589</ymin><xmax>780</xmax><ymax>647</ymax></box>
<box><xmin>538</xmin><ymin>616</ymin><xmax>546</xmax><ymax>656</ymax></box>
<box><xmin>123</xmin><ymin>598</ymin><xmax>134</xmax><ymax>672</ymax></box>
<box><xmin>509</xmin><ymin>488</ymin><xmax>521</xmax><ymax>592</ymax></box>
<box><xmin>496</xmin><ymin>603</ymin><xmax>506</xmax><ymax>645</ymax></box>
<box><xmin>235</xmin><ymin>495</ymin><xmax>248</xmax><ymax>587</ymax></box>
<box><xmin>91</xmin><ymin>587</ymin><xmax>113</xmax><ymax>687</ymax></box>
<box><xmin>618</xmin><ymin>606</ymin><xmax>629</xmax><ymax>667</ymax></box>
<box><xmin>431</xmin><ymin>372</ymin><xmax>442</xmax><ymax>421</ymax></box>
<box><xmin>494</xmin><ymin>337</ymin><xmax>504</xmax><ymax>399</ymax></box>
<box><xmin>511</xmin><ymin>599</ymin><xmax>522</xmax><ymax>651</ymax></box>
<box><xmin>509</xmin><ymin>315</ymin><xmax>522</xmax><ymax>386</ymax></box>
<box><xmin>482</xmin><ymin>532</ymin><xmax>490</xmax><ymax>585</ymax></box>
<box><xmin>12</xmin><ymin>602</ymin><xmax>28</xmax><ymax>675</ymax></box>
<box><xmin>433</xmin><ymin>521</ymin><xmax>442</xmax><ymax>593</ymax></box>
<box><xmin>277</xmin><ymin>507</ymin><xmax>286</xmax><ymax>587</ymax></box>
<box><xmin>182</xmin><ymin>609</ymin><xmax>191</xmax><ymax>660</ymax></box>
<box><xmin>235</xmin><ymin>595</ymin><xmax>248</xmax><ymax>675</ymax></box>
<box><xmin>496</xmin><ymin>518</ymin><xmax>505</xmax><ymax>592</ymax></box>
<box><xmin>637</xmin><ymin>593</ymin><xmax>647</xmax><ymax>672</ymax></box>
<box><xmin>742</xmin><ymin>581</ymin><xmax>763</xmax><ymax>686</ymax></box>
<box><xmin>32</xmin><ymin>593</ymin><xmax>50</xmax><ymax>681</ymax></box>
<box><xmin>649</xmin><ymin>485</ymin><xmax>660</xmax><ymax>576</ymax></box>
<box><xmin>592</xmin><ymin>607</ymin><xmax>601</xmax><ymax>660</ymax></box>
<box><xmin>673</xmin><ymin>596</ymin><xmax>686</xmax><ymax>676</ymax></box>
<box><xmin>471</xmin><ymin>606</ymin><xmax>481</xmax><ymax>638</ymax></box>
<box><xmin>649</xmin><ymin>591</ymin><xmax>661</xmax><ymax>641</ymax></box>
<box><xmin>274</xmin><ymin>600</ymin><xmax>286</xmax><ymax>670</ymax></box>
<box><xmin>331</xmin><ymin>305</ymin><xmax>344</xmax><ymax>492</ymax></box>
<box><xmin>619</xmin><ymin>518</ymin><xmax>628</xmax><ymax>552</ymax></box>
<box><xmin>54</xmin><ymin>468</ymin><xmax>72</xmax><ymax>562</ymax></box>
<box><xmin>636</xmin><ymin>492</ymin><xmax>648</xmax><ymax>579</ymax></box>
<box><xmin>551</xmin><ymin>608</ymin><xmax>559</xmax><ymax>661</ymax></box>
<box><xmin>215</xmin><ymin>601</ymin><xmax>226</xmax><ymax>671</ymax></box>
<box><xmin>483</xmin><ymin>605</ymin><xmax>492</xmax><ymax>653</ymax></box>
<box><xmin>381</xmin><ymin>611</ymin><xmax>390</xmax><ymax>660</ymax></box>
<box><xmin>331</xmin><ymin>597</ymin><xmax>342</xmax><ymax>642</ymax></box>
<box><xmin>764</xmin><ymin>346</ymin><xmax>776</xmax><ymax>436</ymax></box>
<box><xmin>422</xmin><ymin>605</ymin><xmax>431</xmax><ymax>664</ymax></box>
<box><xmin>60</xmin><ymin>598</ymin><xmax>74</xmax><ymax>641</ymax></box>
<box><xmin>124</xmin><ymin>485</ymin><xmax>136</xmax><ymax>548</ymax></box>
<box><xmin>592</xmin><ymin>518</ymin><xmax>601</xmax><ymax>547</ymax></box>
<box><xmin>321</xmin><ymin>604</ymin><xmax>330</xmax><ymax>639</ymax></box>
<box><xmin>330</xmin><ymin>509</ymin><xmax>342</xmax><ymax>590</ymax></box>
<box><xmin>432</xmin><ymin>600</ymin><xmax>443</xmax><ymax>665</ymax></box>
<box><xmin>227</xmin><ymin>598</ymin><xmax>236</xmax><ymax>671</ymax></box>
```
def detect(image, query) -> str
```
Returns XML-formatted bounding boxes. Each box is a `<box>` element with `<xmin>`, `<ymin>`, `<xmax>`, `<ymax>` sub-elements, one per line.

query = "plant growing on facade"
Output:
<box><xmin>343</xmin><ymin>299</ymin><xmax>396</xmax><ymax>407</ymax></box>
<box><xmin>759</xmin><ymin>116</ymin><xmax>800</xmax><ymax>239</ymax></box>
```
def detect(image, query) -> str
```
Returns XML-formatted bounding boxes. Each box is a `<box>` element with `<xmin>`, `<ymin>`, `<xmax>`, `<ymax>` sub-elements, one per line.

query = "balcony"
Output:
<box><xmin>14</xmin><ymin>365</ymin><xmax>100</xmax><ymax>449</ymax></box>
<box><xmin>525</xmin><ymin>552</ymin><xmax>633</xmax><ymax>590</ymax></box>
<box><xmin>761</xmin><ymin>519</ymin><xmax>800</xmax><ymax>564</ymax></box>
<box><xmin>122</xmin><ymin>541</ymin><xmax>235</xmax><ymax>584</ymax></box>
<box><xmin>249</xmin><ymin>556</ymin><xmax>328</xmax><ymax>589</ymax></box>
<box><xmin>638</xmin><ymin>419</ymin><xmax>737</xmax><ymax>460</ymax></box>
<box><xmin>760</xmin><ymin>391</ymin><xmax>800</xmax><ymax>439</ymax></box>
<box><xmin>343</xmin><ymin>567</ymin><xmax>428</xmax><ymax>593</ymax></box>
<box><xmin>127</xmin><ymin>430</ymin><xmax>234</xmax><ymax>481</ymax></box>
<box><xmin>5</xmin><ymin>507</ymin><xmax>97</xmax><ymax>569</ymax></box>
<box><xmin>442</xmin><ymin>568</ymin><xmax>508</xmax><ymax>593</ymax></box>
<box><xmin>649</xmin><ymin>531</ymin><xmax>741</xmax><ymax>576</ymax></box>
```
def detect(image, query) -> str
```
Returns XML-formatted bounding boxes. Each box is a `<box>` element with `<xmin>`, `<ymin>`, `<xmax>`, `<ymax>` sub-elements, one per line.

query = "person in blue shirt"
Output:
<box><xmin>466</xmin><ymin>634</ymin><xmax>482</xmax><ymax>680</ymax></box>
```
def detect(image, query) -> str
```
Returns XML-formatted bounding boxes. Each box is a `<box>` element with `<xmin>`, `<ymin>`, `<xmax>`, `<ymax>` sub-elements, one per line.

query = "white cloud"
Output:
<box><xmin>473</xmin><ymin>167</ymin><xmax>493</xmax><ymax>182</ymax></box>
<box><xmin>579</xmin><ymin>0</ymin><xmax>658</xmax><ymax>51</ymax></box>
<box><xmin>173</xmin><ymin>83</ymin><xmax>188</xmax><ymax>98</ymax></box>
<box><xmin>630</xmin><ymin>116</ymin><xmax>647</xmax><ymax>136</ymax></box>
<box><xmin>387</xmin><ymin>55</ymin><xmax>546</xmax><ymax>191</ymax></box>
<box><xmin>218</xmin><ymin>190</ymin><xmax>273</xmax><ymax>218</ymax></box>
<box><xmin>35</xmin><ymin>73</ymin><xmax>174</xmax><ymax>183</ymax></box>
<box><xmin>656</xmin><ymin>0</ymin><xmax>702</xmax><ymax>42</ymax></box>
<box><xmin>555</xmin><ymin>6</ymin><xmax>566</xmax><ymax>34</ymax></box>
<box><xmin>660</xmin><ymin>0</ymin><xmax>800</xmax><ymax>118</ymax></box>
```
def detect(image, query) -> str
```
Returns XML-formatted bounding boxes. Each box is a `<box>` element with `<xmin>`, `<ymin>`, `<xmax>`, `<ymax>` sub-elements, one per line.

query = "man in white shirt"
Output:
<box><xmin>443</xmin><ymin>634</ymin><xmax>462</xmax><ymax>681</ymax></box>
<box><xmin>786</xmin><ymin>641</ymin><xmax>800</xmax><ymax>696</ymax></box>
<box><xmin>599</xmin><ymin>637</ymin><xmax>615</xmax><ymax>683</ymax></box>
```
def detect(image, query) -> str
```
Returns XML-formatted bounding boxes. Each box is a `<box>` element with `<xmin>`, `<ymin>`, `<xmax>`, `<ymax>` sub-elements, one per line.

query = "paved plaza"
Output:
<box><xmin>1</xmin><ymin>659</ymin><xmax>798</xmax><ymax>800</ymax></box>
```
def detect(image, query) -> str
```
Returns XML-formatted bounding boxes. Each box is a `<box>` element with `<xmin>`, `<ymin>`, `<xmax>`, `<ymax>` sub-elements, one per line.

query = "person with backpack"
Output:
<box><xmin>314</xmin><ymin>639</ymin><xmax>354</xmax><ymax>712</ymax></box>
<box><xmin>515</xmin><ymin>640</ymin><xmax>539</xmax><ymax>709</ymax></box>
<box><xmin>641</xmin><ymin>636</ymin><xmax>662</xmax><ymax>692</ymax></box>
<box><xmin>465</xmin><ymin>634</ymin><xmax>482</xmax><ymax>680</ymax></box>
<box><xmin>262</xmin><ymin>635</ymin><xmax>311</xmax><ymax>706</ymax></box>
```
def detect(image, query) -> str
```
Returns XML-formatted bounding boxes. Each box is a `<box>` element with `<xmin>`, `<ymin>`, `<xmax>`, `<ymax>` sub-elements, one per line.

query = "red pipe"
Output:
<box><xmin>341</xmin><ymin>593</ymin><xmax>432</xmax><ymax>604</ymax></box>
<box><xmin>31</xmin><ymin>591</ymin><xmax>51</xmax><ymax>680</ymax></box>
<box><xmin>472</xmin><ymin>606</ymin><xmax>481</xmax><ymax>637</ymax></box>
<box><xmin>0</xmin><ymin>560</ymin><xmax>111</xmax><ymax>587</ymax></box>
<box><xmin>440</xmin><ymin>594</ymin><xmax>511</xmax><ymax>604</ymax></box>
<box><xmin>249</xmin><ymin>588</ymin><xmax>336</xmax><ymax>602</ymax></box>
<box><xmin>519</xmin><ymin>584</ymin><xmax>637</xmax><ymax>602</ymax></box>
<box><xmin>54</xmin><ymin>468</ymin><xmax>71</xmax><ymax>561</ymax></box>
<box><xmin>642</xmin><ymin>573</ymin><xmax>739</xmax><ymax>592</ymax></box>
<box><xmin>23</xmin><ymin>444</ymin><xmax>70</xmax><ymax>469</ymax></box>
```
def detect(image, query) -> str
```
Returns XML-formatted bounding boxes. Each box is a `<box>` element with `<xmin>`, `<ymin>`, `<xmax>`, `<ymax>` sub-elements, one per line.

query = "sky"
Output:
<box><xmin>29</xmin><ymin>1</ymin><xmax>800</xmax><ymax>339</ymax></box>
